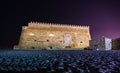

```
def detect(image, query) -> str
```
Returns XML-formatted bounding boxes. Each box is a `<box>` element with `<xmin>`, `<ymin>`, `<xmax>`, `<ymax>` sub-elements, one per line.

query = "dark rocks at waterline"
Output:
<box><xmin>0</xmin><ymin>50</ymin><xmax>120</xmax><ymax>73</ymax></box>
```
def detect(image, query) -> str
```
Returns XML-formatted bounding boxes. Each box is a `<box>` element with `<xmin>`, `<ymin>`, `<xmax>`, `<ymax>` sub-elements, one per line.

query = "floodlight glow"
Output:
<box><xmin>49</xmin><ymin>34</ymin><xmax>54</xmax><ymax>37</ymax></box>
<box><xmin>29</xmin><ymin>33</ymin><xmax>34</xmax><ymax>36</ymax></box>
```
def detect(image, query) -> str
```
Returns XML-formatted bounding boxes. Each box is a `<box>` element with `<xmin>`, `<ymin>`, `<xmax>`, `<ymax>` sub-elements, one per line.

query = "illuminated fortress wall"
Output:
<box><xmin>14</xmin><ymin>22</ymin><xmax>91</xmax><ymax>50</ymax></box>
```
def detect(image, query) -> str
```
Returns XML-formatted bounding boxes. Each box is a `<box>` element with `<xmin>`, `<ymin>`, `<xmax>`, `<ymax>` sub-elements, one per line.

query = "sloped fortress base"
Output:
<box><xmin>14</xmin><ymin>22</ymin><xmax>91</xmax><ymax>50</ymax></box>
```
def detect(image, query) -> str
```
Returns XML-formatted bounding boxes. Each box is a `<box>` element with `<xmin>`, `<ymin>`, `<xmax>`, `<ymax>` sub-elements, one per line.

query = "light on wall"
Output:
<box><xmin>49</xmin><ymin>34</ymin><xmax>54</xmax><ymax>37</ymax></box>
<box><xmin>29</xmin><ymin>32</ymin><xmax>34</xmax><ymax>36</ymax></box>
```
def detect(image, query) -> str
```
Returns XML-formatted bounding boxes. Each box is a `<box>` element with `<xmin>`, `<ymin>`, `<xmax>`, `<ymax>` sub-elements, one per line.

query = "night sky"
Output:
<box><xmin>0</xmin><ymin>0</ymin><xmax>120</xmax><ymax>47</ymax></box>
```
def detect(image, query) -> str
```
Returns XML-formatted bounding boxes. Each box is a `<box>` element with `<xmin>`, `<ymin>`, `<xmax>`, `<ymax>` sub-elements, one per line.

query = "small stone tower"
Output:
<box><xmin>14</xmin><ymin>22</ymin><xmax>91</xmax><ymax>50</ymax></box>
<box><xmin>90</xmin><ymin>37</ymin><xmax>112</xmax><ymax>50</ymax></box>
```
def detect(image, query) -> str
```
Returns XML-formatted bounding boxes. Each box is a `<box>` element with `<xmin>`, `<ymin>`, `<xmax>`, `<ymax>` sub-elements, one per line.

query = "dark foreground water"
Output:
<box><xmin>0</xmin><ymin>50</ymin><xmax>120</xmax><ymax>73</ymax></box>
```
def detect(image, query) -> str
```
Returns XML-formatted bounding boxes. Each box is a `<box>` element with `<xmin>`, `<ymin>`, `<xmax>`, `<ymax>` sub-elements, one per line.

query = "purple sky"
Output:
<box><xmin>0</xmin><ymin>0</ymin><xmax>120</xmax><ymax>46</ymax></box>
<box><xmin>64</xmin><ymin>1</ymin><xmax>120</xmax><ymax>39</ymax></box>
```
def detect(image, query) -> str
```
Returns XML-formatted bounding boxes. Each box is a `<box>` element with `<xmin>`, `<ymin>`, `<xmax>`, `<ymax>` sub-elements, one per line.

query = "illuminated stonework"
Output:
<box><xmin>29</xmin><ymin>32</ymin><xmax>34</xmax><ymax>36</ymax></box>
<box><xmin>14</xmin><ymin>22</ymin><xmax>91</xmax><ymax>50</ymax></box>
<box><xmin>49</xmin><ymin>34</ymin><xmax>54</xmax><ymax>37</ymax></box>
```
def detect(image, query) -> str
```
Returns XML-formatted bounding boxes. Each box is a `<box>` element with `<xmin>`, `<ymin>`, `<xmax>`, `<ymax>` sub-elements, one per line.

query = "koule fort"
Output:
<box><xmin>14</xmin><ymin>22</ymin><xmax>91</xmax><ymax>50</ymax></box>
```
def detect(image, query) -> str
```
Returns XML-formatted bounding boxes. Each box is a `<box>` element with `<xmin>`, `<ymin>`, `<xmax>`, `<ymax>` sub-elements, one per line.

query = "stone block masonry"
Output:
<box><xmin>14</xmin><ymin>22</ymin><xmax>91</xmax><ymax>50</ymax></box>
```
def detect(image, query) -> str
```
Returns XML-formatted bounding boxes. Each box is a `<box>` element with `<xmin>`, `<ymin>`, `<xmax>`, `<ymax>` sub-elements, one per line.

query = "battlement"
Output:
<box><xmin>22</xmin><ymin>22</ymin><xmax>91</xmax><ymax>34</ymax></box>
<box><xmin>27</xmin><ymin>22</ymin><xmax>90</xmax><ymax>29</ymax></box>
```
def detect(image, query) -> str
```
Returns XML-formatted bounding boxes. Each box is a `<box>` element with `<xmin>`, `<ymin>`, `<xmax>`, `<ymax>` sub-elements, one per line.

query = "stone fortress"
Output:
<box><xmin>14</xmin><ymin>22</ymin><xmax>91</xmax><ymax>50</ymax></box>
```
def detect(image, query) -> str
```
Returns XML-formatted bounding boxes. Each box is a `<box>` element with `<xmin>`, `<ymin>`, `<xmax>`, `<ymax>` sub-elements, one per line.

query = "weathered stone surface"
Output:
<box><xmin>90</xmin><ymin>37</ymin><xmax>112</xmax><ymax>50</ymax></box>
<box><xmin>14</xmin><ymin>22</ymin><xmax>91</xmax><ymax>50</ymax></box>
<box><xmin>112</xmin><ymin>38</ymin><xmax>120</xmax><ymax>50</ymax></box>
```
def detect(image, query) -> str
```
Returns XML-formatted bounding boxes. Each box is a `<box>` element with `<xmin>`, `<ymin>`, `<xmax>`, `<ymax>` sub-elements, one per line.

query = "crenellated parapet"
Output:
<box><xmin>26</xmin><ymin>22</ymin><xmax>90</xmax><ymax>32</ymax></box>
<box><xmin>28</xmin><ymin>21</ymin><xmax>89</xmax><ymax>28</ymax></box>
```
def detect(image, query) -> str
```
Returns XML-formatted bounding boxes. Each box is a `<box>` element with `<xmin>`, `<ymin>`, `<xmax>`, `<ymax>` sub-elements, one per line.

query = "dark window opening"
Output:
<box><xmin>31</xmin><ymin>46</ymin><xmax>35</xmax><ymax>49</ymax></box>
<box><xmin>60</xmin><ymin>41</ymin><xmax>62</xmax><ymax>42</ymax></box>
<box><xmin>47</xmin><ymin>40</ymin><xmax>49</xmax><ymax>42</ymax></box>
<box><xmin>34</xmin><ymin>40</ymin><xmax>36</xmax><ymax>42</ymax></box>
<box><xmin>80</xmin><ymin>41</ymin><xmax>83</xmax><ymax>43</ymax></box>
<box><xmin>65</xmin><ymin>46</ymin><xmax>71</xmax><ymax>48</ymax></box>
<box><xmin>49</xmin><ymin>46</ymin><xmax>52</xmax><ymax>49</ymax></box>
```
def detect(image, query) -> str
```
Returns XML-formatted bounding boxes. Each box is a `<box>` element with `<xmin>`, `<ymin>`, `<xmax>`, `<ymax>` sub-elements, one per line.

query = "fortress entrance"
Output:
<box><xmin>64</xmin><ymin>34</ymin><xmax>72</xmax><ymax>48</ymax></box>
